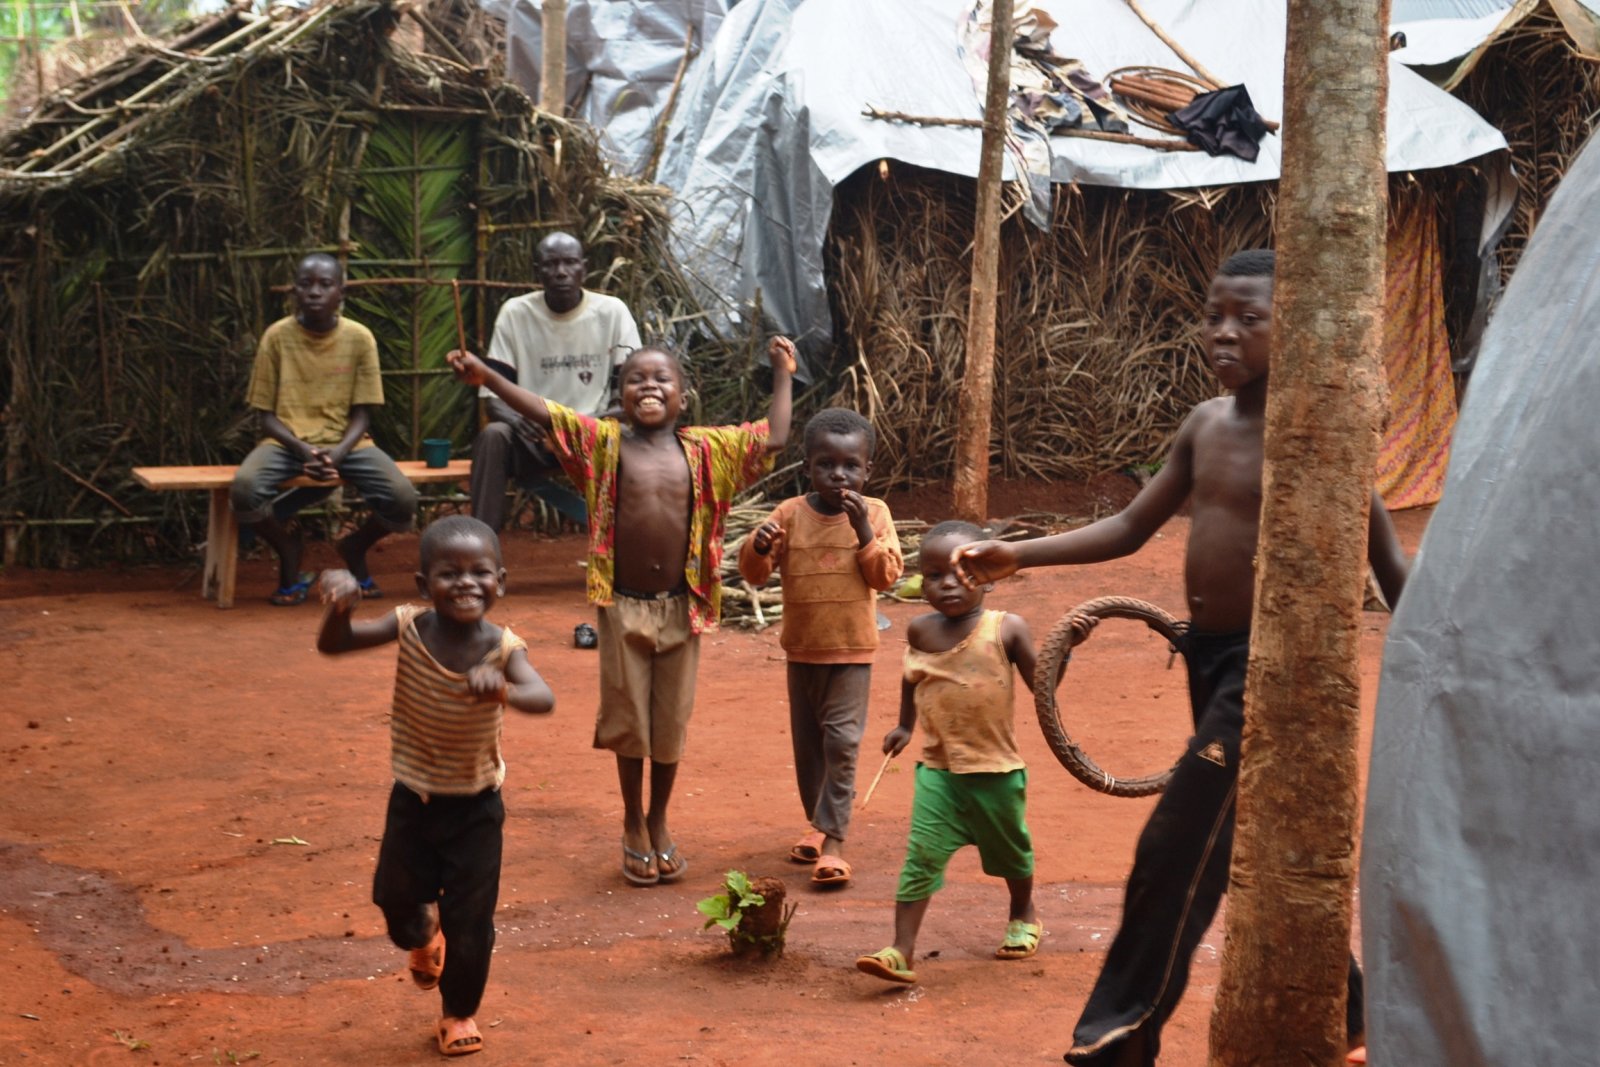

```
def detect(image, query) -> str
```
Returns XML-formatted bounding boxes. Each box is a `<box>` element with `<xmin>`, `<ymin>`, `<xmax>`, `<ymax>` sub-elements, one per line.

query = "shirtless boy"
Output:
<box><xmin>955</xmin><ymin>249</ymin><xmax>1408</xmax><ymax>1065</ymax></box>
<box><xmin>448</xmin><ymin>339</ymin><xmax>793</xmax><ymax>885</ymax></box>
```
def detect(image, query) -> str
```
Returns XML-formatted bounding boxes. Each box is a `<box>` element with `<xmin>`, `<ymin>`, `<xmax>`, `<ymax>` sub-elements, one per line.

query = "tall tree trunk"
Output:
<box><xmin>952</xmin><ymin>0</ymin><xmax>1013</xmax><ymax>524</ymax></box>
<box><xmin>1209</xmin><ymin>2</ymin><xmax>1391</xmax><ymax>1064</ymax></box>
<box><xmin>540</xmin><ymin>0</ymin><xmax>567</xmax><ymax>115</ymax></box>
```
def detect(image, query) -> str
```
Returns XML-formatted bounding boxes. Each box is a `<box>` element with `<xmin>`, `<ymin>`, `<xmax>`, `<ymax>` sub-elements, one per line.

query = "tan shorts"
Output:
<box><xmin>594</xmin><ymin>592</ymin><xmax>701</xmax><ymax>762</ymax></box>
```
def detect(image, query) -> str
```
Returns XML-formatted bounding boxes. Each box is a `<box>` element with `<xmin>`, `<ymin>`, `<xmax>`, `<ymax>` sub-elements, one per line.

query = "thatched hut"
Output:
<box><xmin>0</xmin><ymin>0</ymin><xmax>737</xmax><ymax>566</ymax></box>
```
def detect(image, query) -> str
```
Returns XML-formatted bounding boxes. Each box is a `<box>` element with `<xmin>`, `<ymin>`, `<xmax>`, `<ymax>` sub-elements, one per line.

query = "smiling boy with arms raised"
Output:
<box><xmin>317</xmin><ymin>515</ymin><xmax>554</xmax><ymax>1056</ymax></box>
<box><xmin>955</xmin><ymin>249</ymin><xmax>1408</xmax><ymax>1065</ymax></box>
<box><xmin>738</xmin><ymin>408</ymin><xmax>903</xmax><ymax>888</ymax></box>
<box><xmin>449</xmin><ymin>340</ymin><xmax>793</xmax><ymax>886</ymax></box>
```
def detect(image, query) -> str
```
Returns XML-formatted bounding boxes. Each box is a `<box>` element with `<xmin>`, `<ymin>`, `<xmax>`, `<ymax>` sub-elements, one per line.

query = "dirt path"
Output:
<box><xmin>0</xmin><ymin>505</ymin><xmax>1430</xmax><ymax>1066</ymax></box>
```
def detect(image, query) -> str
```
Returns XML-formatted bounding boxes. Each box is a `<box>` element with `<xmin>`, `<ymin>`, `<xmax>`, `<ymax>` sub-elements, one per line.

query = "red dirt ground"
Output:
<box><xmin>0</xmin><ymin>487</ymin><xmax>1430</xmax><ymax>1066</ymax></box>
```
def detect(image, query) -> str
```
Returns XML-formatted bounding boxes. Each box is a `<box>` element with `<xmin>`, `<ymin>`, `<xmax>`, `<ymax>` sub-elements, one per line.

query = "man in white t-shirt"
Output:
<box><xmin>468</xmin><ymin>232</ymin><xmax>641</xmax><ymax>530</ymax></box>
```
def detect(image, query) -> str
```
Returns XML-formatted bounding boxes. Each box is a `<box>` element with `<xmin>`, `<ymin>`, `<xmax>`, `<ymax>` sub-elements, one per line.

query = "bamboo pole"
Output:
<box><xmin>540</xmin><ymin>0</ymin><xmax>567</xmax><ymax>115</ymax></box>
<box><xmin>952</xmin><ymin>0</ymin><xmax>1014</xmax><ymax>525</ymax></box>
<box><xmin>1208</xmin><ymin>1</ymin><xmax>1391</xmax><ymax>1064</ymax></box>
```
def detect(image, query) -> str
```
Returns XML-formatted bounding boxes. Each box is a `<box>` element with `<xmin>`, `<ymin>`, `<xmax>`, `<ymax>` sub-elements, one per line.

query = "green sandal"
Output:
<box><xmin>995</xmin><ymin>919</ymin><xmax>1042</xmax><ymax>960</ymax></box>
<box><xmin>855</xmin><ymin>946</ymin><xmax>917</xmax><ymax>984</ymax></box>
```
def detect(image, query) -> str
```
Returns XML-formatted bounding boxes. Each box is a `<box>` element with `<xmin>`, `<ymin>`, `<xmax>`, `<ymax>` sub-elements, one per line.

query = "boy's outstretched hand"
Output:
<box><xmin>751</xmin><ymin>519</ymin><xmax>786</xmax><ymax>557</ymax></box>
<box><xmin>767</xmin><ymin>336</ymin><xmax>797</xmax><ymax>375</ymax></box>
<box><xmin>467</xmin><ymin>664</ymin><xmax>509</xmax><ymax>704</ymax></box>
<box><xmin>319</xmin><ymin>568</ymin><xmax>363</xmax><ymax>613</ymax></box>
<box><xmin>883</xmin><ymin>725</ymin><xmax>912</xmax><ymax>757</ymax></box>
<box><xmin>447</xmin><ymin>350</ymin><xmax>489</xmax><ymax>386</ymax></box>
<box><xmin>952</xmin><ymin>539</ymin><xmax>1019</xmax><ymax>587</ymax></box>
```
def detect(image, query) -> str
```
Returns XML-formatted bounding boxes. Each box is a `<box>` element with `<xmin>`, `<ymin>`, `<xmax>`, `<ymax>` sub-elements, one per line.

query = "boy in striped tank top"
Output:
<box><xmin>855</xmin><ymin>520</ymin><xmax>1042</xmax><ymax>986</ymax></box>
<box><xmin>317</xmin><ymin>515</ymin><xmax>554</xmax><ymax>1057</ymax></box>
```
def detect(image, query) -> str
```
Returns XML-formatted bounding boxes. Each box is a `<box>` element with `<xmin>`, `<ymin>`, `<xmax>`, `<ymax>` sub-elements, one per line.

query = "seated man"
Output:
<box><xmin>468</xmin><ymin>231</ymin><xmax>641</xmax><ymax>531</ymax></box>
<box><xmin>229</xmin><ymin>252</ymin><xmax>416</xmax><ymax>605</ymax></box>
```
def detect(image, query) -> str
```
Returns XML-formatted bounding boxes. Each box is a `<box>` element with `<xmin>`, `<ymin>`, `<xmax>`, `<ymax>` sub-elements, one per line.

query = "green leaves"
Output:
<box><xmin>695</xmin><ymin>869</ymin><xmax>766</xmax><ymax>932</ymax></box>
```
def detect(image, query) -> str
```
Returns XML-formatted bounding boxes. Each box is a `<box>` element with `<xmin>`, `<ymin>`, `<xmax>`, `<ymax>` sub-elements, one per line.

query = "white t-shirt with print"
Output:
<box><xmin>481</xmin><ymin>290</ymin><xmax>641</xmax><ymax>416</ymax></box>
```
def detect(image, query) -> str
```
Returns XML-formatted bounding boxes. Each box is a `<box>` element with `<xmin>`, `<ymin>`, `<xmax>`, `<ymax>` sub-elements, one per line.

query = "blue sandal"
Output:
<box><xmin>358</xmin><ymin>576</ymin><xmax>383</xmax><ymax>599</ymax></box>
<box><xmin>269</xmin><ymin>571</ymin><xmax>318</xmax><ymax>607</ymax></box>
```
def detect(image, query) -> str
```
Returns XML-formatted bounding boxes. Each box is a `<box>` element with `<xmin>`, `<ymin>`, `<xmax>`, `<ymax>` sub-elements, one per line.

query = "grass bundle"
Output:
<box><xmin>824</xmin><ymin>162</ymin><xmax>1274</xmax><ymax>491</ymax></box>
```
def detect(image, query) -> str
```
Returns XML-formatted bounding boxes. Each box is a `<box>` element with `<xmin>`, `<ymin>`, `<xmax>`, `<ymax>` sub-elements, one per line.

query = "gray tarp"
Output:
<box><xmin>654</xmin><ymin>0</ymin><xmax>1509</xmax><ymax>363</ymax></box>
<box><xmin>496</xmin><ymin>0</ymin><xmax>730</xmax><ymax>175</ymax></box>
<box><xmin>1360</xmin><ymin>130</ymin><xmax>1600</xmax><ymax>1066</ymax></box>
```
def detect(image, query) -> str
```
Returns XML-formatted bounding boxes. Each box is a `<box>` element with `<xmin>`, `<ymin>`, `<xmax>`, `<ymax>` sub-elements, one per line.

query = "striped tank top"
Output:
<box><xmin>389</xmin><ymin>602</ymin><xmax>527</xmax><ymax>798</ymax></box>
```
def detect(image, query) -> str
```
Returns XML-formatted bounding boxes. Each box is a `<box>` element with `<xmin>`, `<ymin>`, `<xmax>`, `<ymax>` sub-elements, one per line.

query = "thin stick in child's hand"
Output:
<box><xmin>859</xmin><ymin>750</ymin><xmax>896</xmax><ymax>809</ymax></box>
<box><xmin>451</xmin><ymin>279</ymin><xmax>468</xmax><ymax>355</ymax></box>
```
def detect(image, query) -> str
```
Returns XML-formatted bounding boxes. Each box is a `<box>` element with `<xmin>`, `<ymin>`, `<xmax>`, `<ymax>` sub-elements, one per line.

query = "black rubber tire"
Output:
<box><xmin>1032</xmin><ymin>596</ymin><xmax>1187</xmax><ymax>798</ymax></box>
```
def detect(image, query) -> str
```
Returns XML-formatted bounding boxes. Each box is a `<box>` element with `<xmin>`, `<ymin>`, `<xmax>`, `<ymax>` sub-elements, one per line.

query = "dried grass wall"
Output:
<box><xmin>826</xmin><ymin>163</ymin><xmax>1275</xmax><ymax>490</ymax></box>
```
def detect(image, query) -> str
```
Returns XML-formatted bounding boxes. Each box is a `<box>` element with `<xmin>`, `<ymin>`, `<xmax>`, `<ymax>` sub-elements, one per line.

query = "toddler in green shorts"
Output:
<box><xmin>855</xmin><ymin>520</ymin><xmax>1041</xmax><ymax>985</ymax></box>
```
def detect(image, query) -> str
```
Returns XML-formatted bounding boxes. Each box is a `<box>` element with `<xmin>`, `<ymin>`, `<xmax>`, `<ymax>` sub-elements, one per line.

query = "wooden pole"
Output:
<box><xmin>539</xmin><ymin>0</ymin><xmax>567</xmax><ymax>116</ymax></box>
<box><xmin>1208</xmin><ymin>2</ymin><xmax>1391</xmax><ymax>1064</ymax></box>
<box><xmin>952</xmin><ymin>0</ymin><xmax>1013</xmax><ymax>525</ymax></box>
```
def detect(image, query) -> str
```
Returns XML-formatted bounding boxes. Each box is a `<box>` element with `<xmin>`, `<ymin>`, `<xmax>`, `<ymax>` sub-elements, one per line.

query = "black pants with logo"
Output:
<box><xmin>1065</xmin><ymin>629</ymin><xmax>1363</xmax><ymax>1065</ymax></box>
<box><xmin>372</xmin><ymin>782</ymin><xmax>505</xmax><ymax>1020</ymax></box>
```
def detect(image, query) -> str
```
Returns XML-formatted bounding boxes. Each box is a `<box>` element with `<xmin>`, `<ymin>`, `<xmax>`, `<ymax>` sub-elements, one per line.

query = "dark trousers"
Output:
<box><xmin>1065</xmin><ymin>630</ymin><xmax>1364</xmax><ymax>1066</ymax></box>
<box><xmin>469</xmin><ymin>421</ymin><xmax>587</xmax><ymax>531</ymax></box>
<box><xmin>372</xmin><ymin>783</ymin><xmax>504</xmax><ymax>1019</ymax></box>
<box><xmin>786</xmin><ymin>663</ymin><xmax>872</xmax><ymax>842</ymax></box>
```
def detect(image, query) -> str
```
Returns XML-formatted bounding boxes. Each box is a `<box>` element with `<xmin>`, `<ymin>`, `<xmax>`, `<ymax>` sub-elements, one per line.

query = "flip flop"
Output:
<box><xmin>622</xmin><ymin>840</ymin><xmax>658</xmax><ymax>886</ymax></box>
<box><xmin>269</xmin><ymin>571</ymin><xmax>318</xmax><ymax>606</ymax></box>
<box><xmin>789</xmin><ymin>830</ymin><xmax>826</xmax><ymax>864</ymax></box>
<box><xmin>358</xmin><ymin>576</ymin><xmax>383</xmax><ymax>599</ymax></box>
<box><xmin>408</xmin><ymin>927</ymin><xmax>445</xmax><ymax>990</ymax></box>
<box><xmin>436</xmin><ymin>1016</ymin><xmax>483</xmax><ymax>1056</ymax></box>
<box><xmin>812</xmin><ymin>854</ymin><xmax>851</xmax><ymax>887</ymax></box>
<box><xmin>855</xmin><ymin>946</ymin><xmax>917</xmax><ymax>984</ymax></box>
<box><xmin>655</xmin><ymin>843</ymin><xmax>688</xmax><ymax>884</ymax></box>
<box><xmin>995</xmin><ymin>918</ymin><xmax>1042</xmax><ymax>960</ymax></box>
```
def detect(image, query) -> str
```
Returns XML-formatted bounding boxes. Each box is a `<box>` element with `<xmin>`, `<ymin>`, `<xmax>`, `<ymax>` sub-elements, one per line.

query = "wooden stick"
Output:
<box><xmin>859</xmin><ymin>751</ymin><xmax>896</xmax><ymax>809</ymax></box>
<box><xmin>862</xmin><ymin>107</ymin><xmax>1198</xmax><ymax>151</ymax></box>
<box><xmin>1121</xmin><ymin>0</ymin><xmax>1227</xmax><ymax>89</ymax></box>
<box><xmin>450</xmin><ymin>279</ymin><xmax>468</xmax><ymax>354</ymax></box>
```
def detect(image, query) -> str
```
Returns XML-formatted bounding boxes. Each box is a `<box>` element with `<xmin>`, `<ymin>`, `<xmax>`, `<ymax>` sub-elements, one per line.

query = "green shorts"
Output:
<box><xmin>895</xmin><ymin>763</ymin><xmax>1034</xmax><ymax>902</ymax></box>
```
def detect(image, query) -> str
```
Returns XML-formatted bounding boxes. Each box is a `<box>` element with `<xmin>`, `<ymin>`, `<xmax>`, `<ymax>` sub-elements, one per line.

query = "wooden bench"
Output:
<box><xmin>132</xmin><ymin>460</ymin><xmax>472</xmax><ymax>609</ymax></box>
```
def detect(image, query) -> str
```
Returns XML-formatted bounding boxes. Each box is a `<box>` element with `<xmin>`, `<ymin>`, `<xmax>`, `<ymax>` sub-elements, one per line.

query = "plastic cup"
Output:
<box><xmin>422</xmin><ymin>438</ymin><xmax>451</xmax><ymax>468</ymax></box>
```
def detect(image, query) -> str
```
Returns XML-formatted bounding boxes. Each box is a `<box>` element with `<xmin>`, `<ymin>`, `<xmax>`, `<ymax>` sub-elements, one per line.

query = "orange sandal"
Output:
<box><xmin>409</xmin><ymin>928</ymin><xmax>445</xmax><ymax>990</ymax></box>
<box><xmin>789</xmin><ymin>830</ymin><xmax>826</xmax><ymax>863</ymax></box>
<box><xmin>436</xmin><ymin>1016</ymin><xmax>483</xmax><ymax>1056</ymax></box>
<box><xmin>812</xmin><ymin>854</ymin><xmax>852</xmax><ymax>887</ymax></box>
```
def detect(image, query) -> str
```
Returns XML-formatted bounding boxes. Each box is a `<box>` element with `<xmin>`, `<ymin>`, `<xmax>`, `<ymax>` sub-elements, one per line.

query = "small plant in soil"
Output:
<box><xmin>697</xmin><ymin>870</ymin><xmax>797</xmax><ymax>959</ymax></box>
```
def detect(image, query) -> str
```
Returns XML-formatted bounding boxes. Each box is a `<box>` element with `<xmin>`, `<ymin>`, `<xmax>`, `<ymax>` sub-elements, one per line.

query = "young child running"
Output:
<box><xmin>316</xmin><ymin>515</ymin><xmax>554</xmax><ymax>1057</ymax></box>
<box><xmin>737</xmin><ymin>407</ymin><xmax>903</xmax><ymax>888</ymax></box>
<box><xmin>448</xmin><ymin>339</ymin><xmax>792</xmax><ymax>886</ymax></box>
<box><xmin>954</xmin><ymin>249</ymin><xmax>1410</xmax><ymax>1066</ymax></box>
<box><xmin>855</xmin><ymin>519</ymin><xmax>1041</xmax><ymax>985</ymax></box>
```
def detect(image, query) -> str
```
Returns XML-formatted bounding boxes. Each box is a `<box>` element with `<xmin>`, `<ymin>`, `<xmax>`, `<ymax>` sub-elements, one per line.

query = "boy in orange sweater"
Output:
<box><xmin>738</xmin><ymin>408</ymin><xmax>903</xmax><ymax>887</ymax></box>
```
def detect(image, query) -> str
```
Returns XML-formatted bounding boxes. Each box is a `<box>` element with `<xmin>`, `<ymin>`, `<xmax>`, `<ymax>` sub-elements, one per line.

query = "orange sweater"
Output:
<box><xmin>738</xmin><ymin>496</ymin><xmax>903</xmax><ymax>664</ymax></box>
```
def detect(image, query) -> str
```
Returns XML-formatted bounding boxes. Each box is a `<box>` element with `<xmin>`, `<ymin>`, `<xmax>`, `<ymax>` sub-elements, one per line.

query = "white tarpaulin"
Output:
<box><xmin>1361</xmin><ymin>129</ymin><xmax>1600</xmax><ymax>1065</ymax></box>
<box><xmin>655</xmin><ymin>0</ymin><xmax>1509</xmax><ymax>360</ymax></box>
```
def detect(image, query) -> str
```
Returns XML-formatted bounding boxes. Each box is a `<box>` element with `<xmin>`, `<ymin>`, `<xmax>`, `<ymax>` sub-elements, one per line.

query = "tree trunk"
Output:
<box><xmin>952</xmin><ymin>0</ymin><xmax>1013</xmax><ymax>525</ymax></box>
<box><xmin>539</xmin><ymin>0</ymin><xmax>567</xmax><ymax>115</ymax></box>
<box><xmin>1209</xmin><ymin>2</ymin><xmax>1391</xmax><ymax>1065</ymax></box>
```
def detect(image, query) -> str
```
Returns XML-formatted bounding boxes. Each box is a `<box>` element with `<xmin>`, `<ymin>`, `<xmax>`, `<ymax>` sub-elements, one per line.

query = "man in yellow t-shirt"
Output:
<box><xmin>229</xmin><ymin>253</ymin><xmax>417</xmax><ymax>605</ymax></box>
